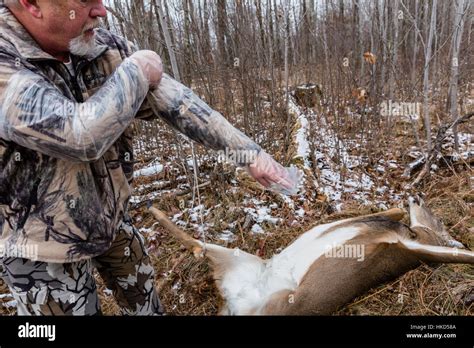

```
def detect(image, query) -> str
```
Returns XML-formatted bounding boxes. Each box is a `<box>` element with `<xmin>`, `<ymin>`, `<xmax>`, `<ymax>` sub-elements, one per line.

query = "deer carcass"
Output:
<box><xmin>149</xmin><ymin>197</ymin><xmax>473</xmax><ymax>315</ymax></box>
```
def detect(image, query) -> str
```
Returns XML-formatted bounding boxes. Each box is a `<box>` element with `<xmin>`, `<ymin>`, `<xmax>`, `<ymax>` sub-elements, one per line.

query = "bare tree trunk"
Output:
<box><xmin>152</xmin><ymin>0</ymin><xmax>197</xmax><ymax>187</ymax></box>
<box><xmin>388</xmin><ymin>0</ymin><xmax>399</xmax><ymax>101</ymax></box>
<box><xmin>434</xmin><ymin>0</ymin><xmax>448</xmax><ymax>92</ymax></box>
<box><xmin>201</xmin><ymin>0</ymin><xmax>211</xmax><ymax>63</ymax></box>
<box><xmin>379</xmin><ymin>0</ymin><xmax>387</xmax><ymax>96</ymax></box>
<box><xmin>370</xmin><ymin>1</ymin><xmax>377</xmax><ymax>96</ymax></box>
<box><xmin>284</xmin><ymin>3</ymin><xmax>291</xmax><ymax>149</ymax></box>
<box><xmin>255</xmin><ymin>0</ymin><xmax>267</xmax><ymax>64</ymax></box>
<box><xmin>411</xmin><ymin>0</ymin><xmax>419</xmax><ymax>89</ymax></box>
<box><xmin>187</xmin><ymin>0</ymin><xmax>204</xmax><ymax>68</ymax></box>
<box><xmin>448</xmin><ymin>0</ymin><xmax>468</xmax><ymax>151</ymax></box>
<box><xmin>181</xmin><ymin>0</ymin><xmax>192</xmax><ymax>85</ymax></box>
<box><xmin>266</xmin><ymin>0</ymin><xmax>277</xmax><ymax>121</ymax></box>
<box><xmin>323</xmin><ymin>0</ymin><xmax>330</xmax><ymax>78</ymax></box>
<box><xmin>357</xmin><ymin>0</ymin><xmax>365</xmax><ymax>83</ymax></box>
<box><xmin>422</xmin><ymin>0</ymin><xmax>438</xmax><ymax>152</ymax></box>
<box><xmin>339</xmin><ymin>0</ymin><xmax>345</xmax><ymax>19</ymax></box>
<box><xmin>154</xmin><ymin>0</ymin><xmax>181</xmax><ymax>81</ymax></box>
<box><xmin>216</xmin><ymin>0</ymin><xmax>229</xmax><ymax>67</ymax></box>
<box><xmin>273</xmin><ymin>0</ymin><xmax>282</xmax><ymax>82</ymax></box>
<box><xmin>468</xmin><ymin>10</ymin><xmax>473</xmax><ymax>46</ymax></box>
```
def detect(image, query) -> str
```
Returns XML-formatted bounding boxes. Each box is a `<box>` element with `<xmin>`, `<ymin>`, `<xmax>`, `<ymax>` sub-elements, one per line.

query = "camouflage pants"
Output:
<box><xmin>0</xmin><ymin>219</ymin><xmax>163</xmax><ymax>315</ymax></box>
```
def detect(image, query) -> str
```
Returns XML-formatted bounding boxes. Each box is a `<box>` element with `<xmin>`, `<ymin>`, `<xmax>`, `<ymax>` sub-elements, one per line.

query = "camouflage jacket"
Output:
<box><xmin>0</xmin><ymin>5</ymin><xmax>260</xmax><ymax>263</ymax></box>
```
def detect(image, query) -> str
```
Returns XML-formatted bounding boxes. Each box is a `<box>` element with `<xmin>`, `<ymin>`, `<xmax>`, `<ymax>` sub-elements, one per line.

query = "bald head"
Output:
<box><xmin>5</xmin><ymin>0</ymin><xmax>107</xmax><ymax>62</ymax></box>
<box><xmin>4</xmin><ymin>0</ymin><xmax>19</xmax><ymax>8</ymax></box>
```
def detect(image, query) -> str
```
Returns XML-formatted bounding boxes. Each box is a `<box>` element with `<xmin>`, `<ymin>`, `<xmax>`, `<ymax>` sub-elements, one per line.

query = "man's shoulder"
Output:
<box><xmin>0</xmin><ymin>38</ymin><xmax>21</xmax><ymax>76</ymax></box>
<box><xmin>0</xmin><ymin>35</ymin><xmax>20</xmax><ymax>60</ymax></box>
<box><xmin>95</xmin><ymin>28</ymin><xmax>136</xmax><ymax>58</ymax></box>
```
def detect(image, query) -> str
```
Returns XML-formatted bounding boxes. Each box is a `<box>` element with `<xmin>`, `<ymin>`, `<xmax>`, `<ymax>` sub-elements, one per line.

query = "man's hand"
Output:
<box><xmin>129</xmin><ymin>50</ymin><xmax>163</xmax><ymax>88</ymax></box>
<box><xmin>247</xmin><ymin>151</ymin><xmax>301</xmax><ymax>195</ymax></box>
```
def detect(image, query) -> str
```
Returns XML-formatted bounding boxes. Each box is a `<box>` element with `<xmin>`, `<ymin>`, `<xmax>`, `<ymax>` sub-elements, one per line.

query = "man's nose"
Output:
<box><xmin>90</xmin><ymin>1</ymin><xmax>107</xmax><ymax>18</ymax></box>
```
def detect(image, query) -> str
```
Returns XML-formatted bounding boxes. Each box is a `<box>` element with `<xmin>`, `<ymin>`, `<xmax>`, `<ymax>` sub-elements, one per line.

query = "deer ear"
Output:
<box><xmin>402</xmin><ymin>240</ymin><xmax>474</xmax><ymax>264</ymax></box>
<box><xmin>408</xmin><ymin>197</ymin><xmax>465</xmax><ymax>247</ymax></box>
<box><xmin>375</xmin><ymin>208</ymin><xmax>406</xmax><ymax>222</ymax></box>
<box><xmin>408</xmin><ymin>196</ymin><xmax>443</xmax><ymax>230</ymax></box>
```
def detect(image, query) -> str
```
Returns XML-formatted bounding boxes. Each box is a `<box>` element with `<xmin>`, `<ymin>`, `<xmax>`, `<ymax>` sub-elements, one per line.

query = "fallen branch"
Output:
<box><xmin>408</xmin><ymin>112</ymin><xmax>473</xmax><ymax>187</ymax></box>
<box><xmin>156</xmin><ymin>253</ymin><xmax>188</xmax><ymax>293</ymax></box>
<box><xmin>175</xmin><ymin>182</ymin><xmax>211</xmax><ymax>198</ymax></box>
<box><xmin>402</xmin><ymin>156</ymin><xmax>426</xmax><ymax>179</ymax></box>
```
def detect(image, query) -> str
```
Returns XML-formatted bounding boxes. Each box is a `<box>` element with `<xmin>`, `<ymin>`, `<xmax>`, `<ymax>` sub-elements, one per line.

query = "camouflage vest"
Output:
<box><xmin>0</xmin><ymin>5</ymin><xmax>155</xmax><ymax>262</ymax></box>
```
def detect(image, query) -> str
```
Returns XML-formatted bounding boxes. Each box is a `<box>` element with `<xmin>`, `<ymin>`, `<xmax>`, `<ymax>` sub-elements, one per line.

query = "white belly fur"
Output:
<box><xmin>219</xmin><ymin>220</ymin><xmax>362</xmax><ymax>314</ymax></box>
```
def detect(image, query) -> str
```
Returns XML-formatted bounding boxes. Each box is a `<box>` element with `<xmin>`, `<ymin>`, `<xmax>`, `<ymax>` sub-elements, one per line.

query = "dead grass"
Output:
<box><xmin>0</xmin><ymin>107</ymin><xmax>472</xmax><ymax>316</ymax></box>
<box><xmin>0</xmin><ymin>170</ymin><xmax>471</xmax><ymax>316</ymax></box>
<box><xmin>96</xmin><ymin>170</ymin><xmax>473</xmax><ymax>316</ymax></box>
<box><xmin>337</xmin><ymin>172</ymin><xmax>474</xmax><ymax>316</ymax></box>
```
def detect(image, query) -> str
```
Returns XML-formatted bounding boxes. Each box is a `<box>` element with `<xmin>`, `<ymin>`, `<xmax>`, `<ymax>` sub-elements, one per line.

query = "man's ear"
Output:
<box><xmin>18</xmin><ymin>0</ymin><xmax>42</xmax><ymax>18</ymax></box>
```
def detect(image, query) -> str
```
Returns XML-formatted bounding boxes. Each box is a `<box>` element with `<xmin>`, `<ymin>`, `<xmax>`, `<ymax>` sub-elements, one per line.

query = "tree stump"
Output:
<box><xmin>294</xmin><ymin>84</ymin><xmax>323</xmax><ymax>107</ymax></box>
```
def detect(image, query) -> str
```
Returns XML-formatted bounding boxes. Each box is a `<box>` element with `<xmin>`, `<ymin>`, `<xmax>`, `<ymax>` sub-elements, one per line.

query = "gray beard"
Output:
<box><xmin>69</xmin><ymin>32</ymin><xmax>98</xmax><ymax>57</ymax></box>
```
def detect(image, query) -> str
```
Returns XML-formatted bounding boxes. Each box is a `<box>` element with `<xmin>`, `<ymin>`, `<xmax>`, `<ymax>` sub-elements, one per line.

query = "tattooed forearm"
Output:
<box><xmin>147</xmin><ymin>74</ymin><xmax>261</xmax><ymax>160</ymax></box>
<box><xmin>0</xmin><ymin>59</ymin><xmax>148</xmax><ymax>162</ymax></box>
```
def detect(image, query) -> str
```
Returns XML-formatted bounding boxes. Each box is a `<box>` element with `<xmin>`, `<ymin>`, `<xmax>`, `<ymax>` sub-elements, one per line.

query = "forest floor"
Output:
<box><xmin>0</xmin><ymin>92</ymin><xmax>472</xmax><ymax>316</ymax></box>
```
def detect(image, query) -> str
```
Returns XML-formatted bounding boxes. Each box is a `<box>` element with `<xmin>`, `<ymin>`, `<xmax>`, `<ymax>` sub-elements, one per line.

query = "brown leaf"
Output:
<box><xmin>316</xmin><ymin>194</ymin><xmax>327</xmax><ymax>202</ymax></box>
<box><xmin>352</xmin><ymin>87</ymin><xmax>369</xmax><ymax>103</ymax></box>
<box><xmin>363</xmin><ymin>52</ymin><xmax>377</xmax><ymax>64</ymax></box>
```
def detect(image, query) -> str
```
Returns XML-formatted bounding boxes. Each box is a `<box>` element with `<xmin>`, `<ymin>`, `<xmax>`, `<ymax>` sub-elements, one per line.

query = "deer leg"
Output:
<box><xmin>365</xmin><ymin>208</ymin><xmax>406</xmax><ymax>221</ymax></box>
<box><xmin>402</xmin><ymin>240</ymin><xmax>474</xmax><ymax>264</ymax></box>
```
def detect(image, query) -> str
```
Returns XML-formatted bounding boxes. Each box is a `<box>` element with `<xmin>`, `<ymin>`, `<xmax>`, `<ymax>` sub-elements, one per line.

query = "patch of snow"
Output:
<box><xmin>297</xmin><ymin>84</ymin><xmax>317</xmax><ymax>90</ymax></box>
<box><xmin>103</xmin><ymin>288</ymin><xmax>113</xmax><ymax>296</ymax></box>
<box><xmin>172</xmin><ymin>281</ymin><xmax>182</xmax><ymax>291</ymax></box>
<box><xmin>388</xmin><ymin>160</ymin><xmax>398</xmax><ymax>169</ymax></box>
<box><xmin>251</xmin><ymin>223</ymin><xmax>264</xmax><ymax>234</ymax></box>
<box><xmin>219</xmin><ymin>230</ymin><xmax>236</xmax><ymax>242</ymax></box>
<box><xmin>189</xmin><ymin>204</ymin><xmax>205</xmax><ymax>222</ymax></box>
<box><xmin>244</xmin><ymin>206</ymin><xmax>279</xmax><ymax>225</ymax></box>
<box><xmin>280</xmin><ymin>194</ymin><xmax>295</xmax><ymax>209</ymax></box>
<box><xmin>139</xmin><ymin>227</ymin><xmax>154</xmax><ymax>234</ymax></box>
<box><xmin>3</xmin><ymin>300</ymin><xmax>17</xmax><ymax>308</ymax></box>
<box><xmin>134</xmin><ymin>162</ymin><xmax>164</xmax><ymax>178</ymax></box>
<box><xmin>295</xmin><ymin>208</ymin><xmax>305</xmax><ymax>217</ymax></box>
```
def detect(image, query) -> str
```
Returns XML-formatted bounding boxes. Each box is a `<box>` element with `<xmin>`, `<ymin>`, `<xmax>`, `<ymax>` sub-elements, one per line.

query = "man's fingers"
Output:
<box><xmin>247</xmin><ymin>150</ymin><xmax>301</xmax><ymax>194</ymax></box>
<box><xmin>129</xmin><ymin>50</ymin><xmax>163</xmax><ymax>87</ymax></box>
<box><xmin>255</xmin><ymin>176</ymin><xmax>272</xmax><ymax>187</ymax></box>
<box><xmin>268</xmin><ymin>173</ymin><xmax>293</xmax><ymax>189</ymax></box>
